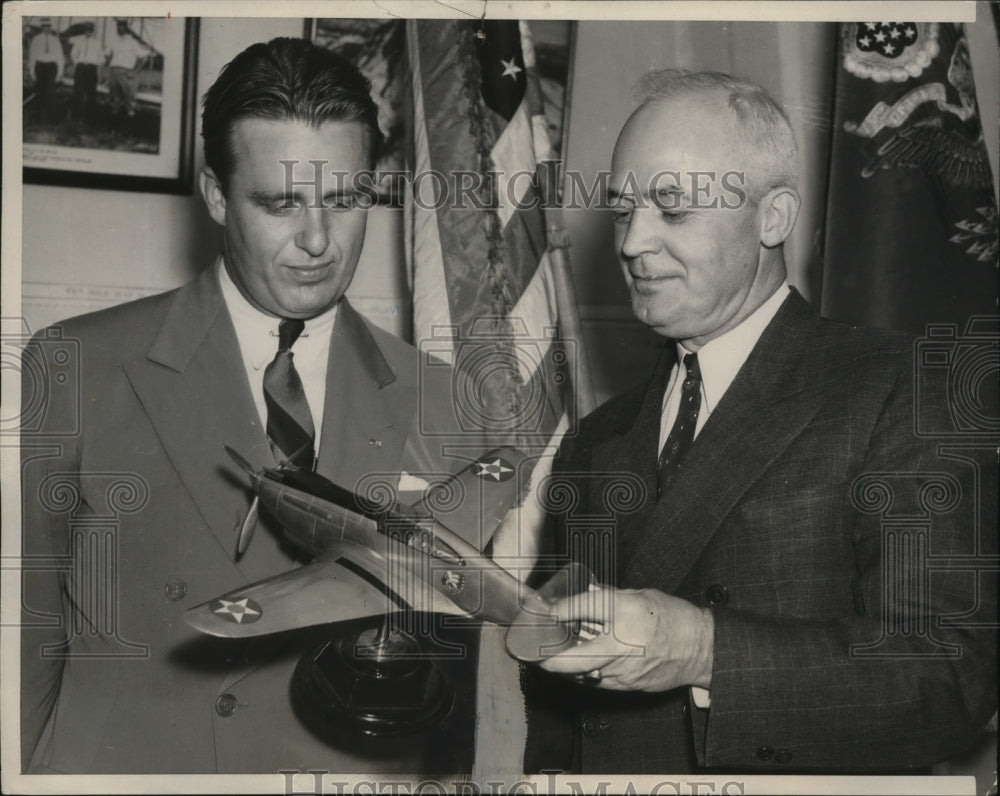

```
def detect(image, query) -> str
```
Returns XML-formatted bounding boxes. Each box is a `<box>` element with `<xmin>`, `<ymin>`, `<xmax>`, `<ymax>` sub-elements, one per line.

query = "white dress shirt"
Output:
<box><xmin>106</xmin><ymin>32</ymin><xmax>148</xmax><ymax>69</ymax></box>
<box><xmin>658</xmin><ymin>281</ymin><xmax>791</xmax><ymax>708</ymax></box>
<box><xmin>28</xmin><ymin>29</ymin><xmax>64</xmax><ymax>71</ymax></box>
<box><xmin>218</xmin><ymin>258</ymin><xmax>336</xmax><ymax>455</ymax></box>
<box><xmin>70</xmin><ymin>34</ymin><xmax>105</xmax><ymax>66</ymax></box>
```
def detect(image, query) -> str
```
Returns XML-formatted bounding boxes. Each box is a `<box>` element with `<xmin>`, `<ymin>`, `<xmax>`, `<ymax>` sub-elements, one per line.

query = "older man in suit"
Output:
<box><xmin>21</xmin><ymin>37</ymin><xmax>481</xmax><ymax>775</ymax></box>
<box><xmin>523</xmin><ymin>69</ymin><xmax>997</xmax><ymax>774</ymax></box>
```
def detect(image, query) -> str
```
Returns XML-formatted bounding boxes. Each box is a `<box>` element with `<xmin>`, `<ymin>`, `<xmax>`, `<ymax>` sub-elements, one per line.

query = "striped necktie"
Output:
<box><xmin>263</xmin><ymin>319</ymin><xmax>315</xmax><ymax>469</ymax></box>
<box><xmin>657</xmin><ymin>353</ymin><xmax>701</xmax><ymax>498</ymax></box>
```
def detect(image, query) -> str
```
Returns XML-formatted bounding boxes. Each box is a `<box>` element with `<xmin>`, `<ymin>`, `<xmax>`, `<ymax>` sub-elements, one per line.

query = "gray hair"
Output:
<box><xmin>635</xmin><ymin>69</ymin><xmax>799</xmax><ymax>200</ymax></box>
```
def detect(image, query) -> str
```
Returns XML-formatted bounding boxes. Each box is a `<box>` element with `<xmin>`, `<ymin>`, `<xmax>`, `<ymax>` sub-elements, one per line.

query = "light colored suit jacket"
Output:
<box><xmin>21</xmin><ymin>265</ymin><xmax>481</xmax><ymax>774</ymax></box>
<box><xmin>525</xmin><ymin>290</ymin><xmax>997</xmax><ymax>773</ymax></box>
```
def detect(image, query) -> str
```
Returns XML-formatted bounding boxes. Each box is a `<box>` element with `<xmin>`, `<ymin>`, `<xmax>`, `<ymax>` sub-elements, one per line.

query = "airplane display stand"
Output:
<box><xmin>290</xmin><ymin>613</ymin><xmax>453</xmax><ymax>742</ymax></box>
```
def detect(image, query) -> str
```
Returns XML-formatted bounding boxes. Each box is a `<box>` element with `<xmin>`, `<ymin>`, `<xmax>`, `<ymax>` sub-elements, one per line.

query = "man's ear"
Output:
<box><xmin>199</xmin><ymin>167</ymin><xmax>227</xmax><ymax>227</ymax></box>
<box><xmin>759</xmin><ymin>186</ymin><xmax>800</xmax><ymax>248</ymax></box>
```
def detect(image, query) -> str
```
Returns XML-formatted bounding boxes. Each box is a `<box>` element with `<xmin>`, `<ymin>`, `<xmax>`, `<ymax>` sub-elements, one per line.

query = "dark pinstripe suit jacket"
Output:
<box><xmin>525</xmin><ymin>289</ymin><xmax>997</xmax><ymax>774</ymax></box>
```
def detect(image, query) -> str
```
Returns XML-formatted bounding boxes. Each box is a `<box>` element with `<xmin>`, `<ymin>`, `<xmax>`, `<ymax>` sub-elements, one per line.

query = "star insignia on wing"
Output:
<box><xmin>500</xmin><ymin>56</ymin><xmax>522</xmax><ymax>80</ymax></box>
<box><xmin>474</xmin><ymin>457</ymin><xmax>515</xmax><ymax>482</ymax></box>
<box><xmin>210</xmin><ymin>597</ymin><xmax>262</xmax><ymax>624</ymax></box>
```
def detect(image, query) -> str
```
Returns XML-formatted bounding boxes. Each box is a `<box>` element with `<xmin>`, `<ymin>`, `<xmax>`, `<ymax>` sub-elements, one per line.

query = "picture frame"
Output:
<box><xmin>22</xmin><ymin>16</ymin><xmax>199</xmax><ymax>195</ymax></box>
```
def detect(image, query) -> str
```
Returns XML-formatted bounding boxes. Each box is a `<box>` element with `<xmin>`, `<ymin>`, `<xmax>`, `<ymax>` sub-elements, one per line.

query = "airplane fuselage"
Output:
<box><xmin>253</xmin><ymin>468</ymin><xmax>526</xmax><ymax>626</ymax></box>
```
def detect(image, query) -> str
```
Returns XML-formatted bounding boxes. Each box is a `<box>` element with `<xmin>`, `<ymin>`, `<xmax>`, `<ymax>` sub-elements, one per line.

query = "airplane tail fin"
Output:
<box><xmin>405</xmin><ymin>447</ymin><xmax>535</xmax><ymax>553</ymax></box>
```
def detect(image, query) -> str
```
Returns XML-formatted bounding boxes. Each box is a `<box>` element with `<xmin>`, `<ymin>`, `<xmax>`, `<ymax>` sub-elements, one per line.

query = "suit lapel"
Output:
<box><xmin>613</xmin><ymin>291</ymin><xmax>825</xmax><ymax>593</ymax></box>
<box><xmin>315</xmin><ymin>299</ymin><xmax>411</xmax><ymax>495</ymax></box>
<box><xmin>122</xmin><ymin>267</ymin><xmax>272</xmax><ymax>572</ymax></box>
<box><xmin>589</xmin><ymin>347</ymin><xmax>674</xmax><ymax>584</ymax></box>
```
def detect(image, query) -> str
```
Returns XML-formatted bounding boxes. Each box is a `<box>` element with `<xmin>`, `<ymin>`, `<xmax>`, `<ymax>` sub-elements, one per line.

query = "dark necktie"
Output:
<box><xmin>263</xmin><ymin>319</ymin><xmax>315</xmax><ymax>469</ymax></box>
<box><xmin>657</xmin><ymin>352</ymin><xmax>702</xmax><ymax>498</ymax></box>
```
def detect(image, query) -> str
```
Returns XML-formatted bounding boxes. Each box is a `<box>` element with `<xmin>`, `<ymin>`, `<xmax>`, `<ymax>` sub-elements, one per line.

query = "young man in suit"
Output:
<box><xmin>523</xmin><ymin>69</ymin><xmax>997</xmax><ymax>773</ymax></box>
<box><xmin>21</xmin><ymin>37</ymin><xmax>481</xmax><ymax>775</ymax></box>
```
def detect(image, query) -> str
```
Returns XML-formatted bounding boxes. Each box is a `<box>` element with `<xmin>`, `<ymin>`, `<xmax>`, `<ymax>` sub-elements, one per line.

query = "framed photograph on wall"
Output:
<box><xmin>22</xmin><ymin>15</ymin><xmax>199</xmax><ymax>194</ymax></box>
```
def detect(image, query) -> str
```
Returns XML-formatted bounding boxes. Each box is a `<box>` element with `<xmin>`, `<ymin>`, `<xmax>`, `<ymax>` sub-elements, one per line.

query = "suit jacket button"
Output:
<box><xmin>164</xmin><ymin>579</ymin><xmax>186</xmax><ymax>601</ymax></box>
<box><xmin>581</xmin><ymin>713</ymin><xmax>605</xmax><ymax>737</ymax></box>
<box><xmin>756</xmin><ymin>746</ymin><xmax>774</xmax><ymax>761</ymax></box>
<box><xmin>215</xmin><ymin>693</ymin><xmax>238</xmax><ymax>717</ymax></box>
<box><xmin>705</xmin><ymin>584</ymin><xmax>729</xmax><ymax>607</ymax></box>
<box><xmin>774</xmin><ymin>749</ymin><xmax>793</xmax><ymax>764</ymax></box>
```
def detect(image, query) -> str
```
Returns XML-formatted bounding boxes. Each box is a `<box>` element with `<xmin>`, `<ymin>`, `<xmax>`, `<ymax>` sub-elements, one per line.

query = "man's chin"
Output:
<box><xmin>631</xmin><ymin>300</ymin><xmax>672</xmax><ymax>333</ymax></box>
<box><xmin>260</xmin><ymin>288</ymin><xmax>343</xmax><ymax>320</ymax></box>
<box><xmin>281</xmin><ymin>299</ymin><xmax>341</xmax><ymax>320</ymax></box>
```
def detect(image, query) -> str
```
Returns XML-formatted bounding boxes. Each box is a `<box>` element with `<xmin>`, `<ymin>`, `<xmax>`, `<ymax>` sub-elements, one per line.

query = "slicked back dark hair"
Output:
<box><xmin>201</xmin><ymin>37</ymin><xmax>381</xmax><ymax>193</ymax></box>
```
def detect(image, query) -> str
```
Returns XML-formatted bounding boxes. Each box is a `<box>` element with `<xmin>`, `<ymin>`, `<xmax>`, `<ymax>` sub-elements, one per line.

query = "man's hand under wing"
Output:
<box><xmin>537</xmin><ymin>586</ymin><xmax>715</xmax><ymax>692</ymax></box>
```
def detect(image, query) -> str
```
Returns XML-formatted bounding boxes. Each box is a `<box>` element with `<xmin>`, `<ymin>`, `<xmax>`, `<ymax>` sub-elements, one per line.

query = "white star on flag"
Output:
<box><xmin>500</xmin><ymin>56</ymin><xmax>522</xmax><ymax>80</ymax></box>
<box><xmin>474</xmin><ymin>458</ymin><xmax>514</xmax><ymax>481</ymax></box>
<box><xmin>212</xmin><ymin>597</ymin><xmax>262</xmax><ymax>623</ymax></box>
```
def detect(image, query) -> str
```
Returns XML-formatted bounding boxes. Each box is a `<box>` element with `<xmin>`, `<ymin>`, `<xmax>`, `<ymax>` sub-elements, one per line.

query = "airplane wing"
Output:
<box><xmin>185</xmin><ymin>539</ymin><xmax>468</xmax><ymax>639</ymax></box>
<box><xmin>408</xmin><ymin>446</ymin><xmax>533</xmax><ymax>552</ymax></box>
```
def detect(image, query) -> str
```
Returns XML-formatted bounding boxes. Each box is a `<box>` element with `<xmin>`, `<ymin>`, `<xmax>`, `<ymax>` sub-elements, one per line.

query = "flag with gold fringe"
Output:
<box><xmin>822</xmin><ymin>22</ymin><xmax>998</xmax><ymax>333</ymax></box>
<box><xmin>406</xmin><ymin>18</ymin><xmax>580</xmax><ymax>782</ymax></box>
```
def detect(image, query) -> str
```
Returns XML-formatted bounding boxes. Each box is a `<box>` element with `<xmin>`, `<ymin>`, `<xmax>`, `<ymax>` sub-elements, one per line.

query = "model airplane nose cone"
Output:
<box><xmin>506</xmin><ymin>599</ymin><xmax>579</xmax><ymax>662</ymax></box>
<box><xmin>505</xmin><ymin>562</ymin><xmax>600</xmax><ymax>662</ymax></box>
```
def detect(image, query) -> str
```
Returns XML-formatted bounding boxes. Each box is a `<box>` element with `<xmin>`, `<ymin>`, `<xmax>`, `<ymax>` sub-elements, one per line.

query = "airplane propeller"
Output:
<box><xmin>236</xmin><ymin>496</ymin><xmax>261</xmax><ymax>556</ymax></box>
<box><xmin>226</xmin><ymin>441</ymin><xmax>310</xmax><ymax>558</ymax></box>
<box><xmin>224</xmin><ymin>444</ymin><xmax>255</xmax><ymax>477</ymax></box>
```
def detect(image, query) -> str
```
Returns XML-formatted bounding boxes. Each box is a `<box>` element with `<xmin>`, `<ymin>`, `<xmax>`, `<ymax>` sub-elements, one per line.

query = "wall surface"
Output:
<box><xmin>20</xmin><ymin>12</ymin><xmax>1000</xmax><ymax>407</ymax></box>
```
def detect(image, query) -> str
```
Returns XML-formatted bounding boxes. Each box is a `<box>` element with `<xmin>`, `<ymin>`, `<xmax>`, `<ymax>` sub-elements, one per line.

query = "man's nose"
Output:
<box><xmin>618</xmin><ymin>207</ymin><xmax>660</xmax><ymax>259</ymax></box>
<box><xmin>295</xmin><ymin>207</ymin><xmax>332</xmax><ymax>257</ymax></box>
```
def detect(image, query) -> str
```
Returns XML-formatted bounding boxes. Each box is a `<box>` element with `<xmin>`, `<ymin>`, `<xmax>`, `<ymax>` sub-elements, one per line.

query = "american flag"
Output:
<box><xmin>407</xmin><ymin>19</ymin><xmax>570</xmax><ymax>448</ymax></box>
<box><xmin>406</xmin><ymin>18</ymin><xmax>582</xmax><ymax>781</ymax></box>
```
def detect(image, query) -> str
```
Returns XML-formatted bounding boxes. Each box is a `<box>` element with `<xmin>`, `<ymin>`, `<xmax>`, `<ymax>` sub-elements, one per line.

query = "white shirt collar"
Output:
<box><xmin>677</xmin><ymin>281</ymin><xmax>791</xmax><ymax>414</ymax></box>
<box><xmin>217</xmin><ymin>256</ymin><xmax>338</xmax><ymax>452</ymax></box>
<box><xmin>217</xmin><ymin>256</ymin><xmax>338</xmax><ymax>369</ymax></box>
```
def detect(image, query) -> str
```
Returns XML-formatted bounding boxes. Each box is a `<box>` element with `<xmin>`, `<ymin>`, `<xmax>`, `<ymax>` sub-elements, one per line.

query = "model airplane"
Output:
<box><xmin>184</xmin><ymin>446</ymin><xmax>598</xmax><ymax>663</ymax></box>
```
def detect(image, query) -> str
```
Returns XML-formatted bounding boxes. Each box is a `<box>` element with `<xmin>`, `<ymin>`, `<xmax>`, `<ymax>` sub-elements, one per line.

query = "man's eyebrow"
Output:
<box><xmin>654</xmin><ymin>184</ymin><xmax>685</xmax><ymax>195</ymax></box>
<box><xmin>246</xmin><ymin>188</ymin><xmax>361</xmax><ymax>203</ymax></box>
<box><xmin>247</xmin><ymin>189</ymin><xmax>295</xmax><ymax>203</ymax></box>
